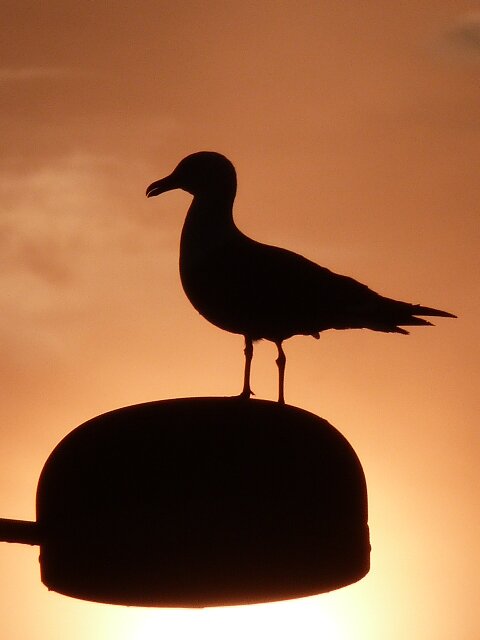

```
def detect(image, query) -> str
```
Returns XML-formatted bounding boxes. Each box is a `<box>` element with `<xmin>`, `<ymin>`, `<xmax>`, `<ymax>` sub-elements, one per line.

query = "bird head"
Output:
<box><xmin>146</xmin><ymin>151</ymin><xmax>237</xmax><ymax>198</ymax></box>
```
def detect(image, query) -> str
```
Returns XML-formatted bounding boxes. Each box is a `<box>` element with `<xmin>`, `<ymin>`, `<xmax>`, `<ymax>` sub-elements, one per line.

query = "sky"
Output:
<box><xmin>0</xmin><ymin>1</ymin><xmax>478</xmax><ymax>638</ymax></box>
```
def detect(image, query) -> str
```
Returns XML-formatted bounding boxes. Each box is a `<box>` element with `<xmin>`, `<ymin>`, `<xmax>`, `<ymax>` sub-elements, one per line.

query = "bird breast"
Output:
<box><xmin>179</xmin><ymin>217</ymin><xmax>326</xmax><ymax>341</ymax></box>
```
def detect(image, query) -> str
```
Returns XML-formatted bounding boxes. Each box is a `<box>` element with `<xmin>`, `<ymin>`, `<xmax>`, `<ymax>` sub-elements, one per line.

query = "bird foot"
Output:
<box><xmin>234</xmin><ymin>388</ymin><xmax>255</xmax><ymax>401</ymax></box>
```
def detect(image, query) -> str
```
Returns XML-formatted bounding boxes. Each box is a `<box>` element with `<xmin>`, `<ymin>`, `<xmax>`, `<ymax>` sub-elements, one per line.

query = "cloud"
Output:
<box><xmin>0</xmin><ymin>157</ymin><xmax>109</xmax><ymax>350</ymax></box>
<box><xmin>0</xmin><ymin>67</ymin><xmax>67</xmax><ymax>82</ymax></box>
<box><xmin>0</xmin><ymin>155</ymin><xmax>111</xmax><ymax>279</ymax></box>
<box><xmin>0</xmin><ymin>151</ymin><xmax>180</xmax><ymax>356</ymax></box>
<box><xmin>0</xmin><ymin>154</ymin><xmax>168</xmax><ymax>321</ymax></box>
<box><xmin>0</xmin><ymin>152</ymin><xmax>185</xmax><ymax>375</ymax></box>
<box><xmin>441</xmin><ymin>12</ymin><xmax>480</xmax><ymax>60</ymax></box>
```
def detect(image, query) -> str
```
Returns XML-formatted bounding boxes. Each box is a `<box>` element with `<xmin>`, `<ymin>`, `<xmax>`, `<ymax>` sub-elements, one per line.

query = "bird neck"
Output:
<box><xmin>180</xmin><ymin>193</ymin><xmax>238</xmax><ymax>264</ymax></box>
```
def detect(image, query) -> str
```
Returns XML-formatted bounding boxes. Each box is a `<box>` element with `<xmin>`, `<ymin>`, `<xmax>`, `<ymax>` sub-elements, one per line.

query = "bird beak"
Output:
<box><xmin>145</xmin><ymin>173</ymin><xmax>178</xmax><ymax>198</ymax></box>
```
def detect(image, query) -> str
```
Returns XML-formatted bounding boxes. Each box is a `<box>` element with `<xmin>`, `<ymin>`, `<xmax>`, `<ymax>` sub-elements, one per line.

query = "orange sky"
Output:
<box><xmin>0</xmin><ymin>2</ymin><xmax>478</xmax><ymax>639</ymax></box>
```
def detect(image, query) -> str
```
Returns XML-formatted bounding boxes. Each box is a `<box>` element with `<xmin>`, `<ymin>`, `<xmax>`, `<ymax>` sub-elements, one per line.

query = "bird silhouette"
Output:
<box><xmin>146</xmin><ymin>151</ymin><xmax>456</xmax><ymax>404</ymax></box>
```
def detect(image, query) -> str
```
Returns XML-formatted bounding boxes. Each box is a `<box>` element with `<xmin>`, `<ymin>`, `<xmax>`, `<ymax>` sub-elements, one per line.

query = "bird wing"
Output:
<box><xmin>181</xmin><ymin>232</ymin><xmax>454</xmax><ymax>340</ymax></box>
<box><xmin>242</xmin><ymin>239</ymin><xmax>385</xmax><ymax>334</ymax></box>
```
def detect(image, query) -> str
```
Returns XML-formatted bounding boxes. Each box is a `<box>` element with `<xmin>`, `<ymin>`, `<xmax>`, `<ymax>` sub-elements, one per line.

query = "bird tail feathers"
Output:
<box><xmin>393</xmin><ymin>304</ymin><xmax>456</xmax><ymax>334</ymax></box>
<box><xmin>411</xmin><ymin>305</ymin><xmax>457</xmax><ymax>318</ymax></box>
<box><xmin>392</xmin><ymin>316</ymin><xmax>433</xmax><ymax>334</ymax></box>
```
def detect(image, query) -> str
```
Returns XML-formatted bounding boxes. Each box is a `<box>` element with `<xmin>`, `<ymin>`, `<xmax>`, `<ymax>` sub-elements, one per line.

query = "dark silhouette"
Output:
<box><xmin>1</xmin><ymin>398</ymin><xmax>369</xmax><ymax>607</ymax></box>
<box><xmin>146</xmin><ymin>152</ymin><xmax>456</xmax><ymax>403</ymax></box>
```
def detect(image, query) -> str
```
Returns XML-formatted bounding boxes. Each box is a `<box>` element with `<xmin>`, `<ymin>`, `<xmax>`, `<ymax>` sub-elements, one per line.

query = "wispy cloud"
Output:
<box><xmin>0</xmin><ymin>154</ymin><xmax>175</xmax><ymax>335</ymax></box>
<box><xmin>0</xmin><ymin>155</ymin><xmax>114</xmax><ymax>338</ymax></box>
<box><xmin>0</xmin><ymin>67</ymin><xmax>68</xmax><ymax>82</ymax></box>
<box><xmin>1</xmin><ymin>155</ymin><xmax>137</xmax><ymax>282</ymax></box>
<box><xmin>440</xmin><ymin>12</ymin><xmax>480</xmax><ymax>61</ymax></box>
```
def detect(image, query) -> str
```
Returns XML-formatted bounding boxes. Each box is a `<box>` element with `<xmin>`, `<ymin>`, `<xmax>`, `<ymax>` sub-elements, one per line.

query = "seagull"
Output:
<box><xmin>146</xmin><ymin>151</ymin><xmax>456</xmax><ymax>404</ymax></box>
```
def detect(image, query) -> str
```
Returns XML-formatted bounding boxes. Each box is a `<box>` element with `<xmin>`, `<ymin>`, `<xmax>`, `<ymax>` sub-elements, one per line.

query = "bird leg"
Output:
<box><xmin>275</xmin><ymin>341</ymin><xmax>286</xmax><ymax>404</ymax></box>
<box><xmin>239</xmin><ymin>336</ymin><xmax>254</xmax><ymax>399</ymax></box>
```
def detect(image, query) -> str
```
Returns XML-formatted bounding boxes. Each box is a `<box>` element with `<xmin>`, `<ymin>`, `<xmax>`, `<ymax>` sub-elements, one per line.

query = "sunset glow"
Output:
<box><xmin>0</xmin><ymin>2</ymin><xmax>477</xmax><ymax>639</ymax></box>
